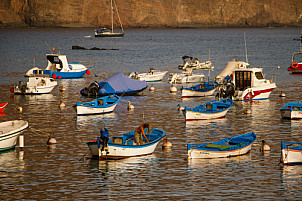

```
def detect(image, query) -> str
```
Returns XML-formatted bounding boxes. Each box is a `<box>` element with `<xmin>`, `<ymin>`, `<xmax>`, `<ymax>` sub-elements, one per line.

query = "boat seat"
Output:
<box><xmin>228</xmin><ymin>137</ymin><xmax>251</xmax><ymax>145</ymax></box>
<box><xmin>112</xmin><ymin>136</ymin><xmax>124</xmax><ymax>144</ymax></box>
<box><xmin>205</xmin><ymin>144</ymin><xmax>233</xmax><ymax>149</ymax></box>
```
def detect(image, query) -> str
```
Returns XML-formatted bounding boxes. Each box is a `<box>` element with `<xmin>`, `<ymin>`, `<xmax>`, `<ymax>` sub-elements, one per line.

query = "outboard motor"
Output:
<box><xmin>19</xmin><ymin>81</ymin><xmax>27</xmax><ymax>94</ymax></box>
<box><xmin>87</xmin><ymin>81</ymin><xmax>100</xmax><ymax>97</ymax></box>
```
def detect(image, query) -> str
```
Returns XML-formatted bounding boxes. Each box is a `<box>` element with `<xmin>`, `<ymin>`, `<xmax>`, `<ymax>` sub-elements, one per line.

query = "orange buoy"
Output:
<box><xmin>162</xmin><ymin>138</ymin><xmax>172</xmax><ymax>149</ymax></box>
<box><xmin>86</xmin><ymin>70</ymin><xmax>91</xmax><ymax>75</ymax></box>
<box><xmin>291</xmin><ymin>62</ymin><xmax>298</xmax><ymax>68</ymax></box>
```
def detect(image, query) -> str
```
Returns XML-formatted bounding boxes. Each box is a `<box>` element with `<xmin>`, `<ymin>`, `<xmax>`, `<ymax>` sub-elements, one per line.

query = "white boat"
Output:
<box><xmin>280</xmin><ymin>101</ymin><xmax>302</xmax><ymax>119</ymax></box>
<box><xmin>281</xmin><ymin>141</ymin><xmax>302</xmax><ymax>165</ymax></box>
<box><xmin>74</xmin><ymin>95</ymin><xmax>120</xmax><ymax>116</ymax></box>
<box><xmin>181</xmin><ymin>81</ymin><xmax>218</xmax><ymax>98</ymax></box>
<box><xmin>11</xmin><ymin>75</ymin><xmax>57</xmax><ymax>95</ymax></box>
<box><xmin>0</xmin><ymin>120</ymin><xmax>28</xmax><ymax>152</ymax></box>
<box><xmin>216</xmin><ymin>60</ymin><xmax>276</xmax><ymax>101</ymax></box>
<box><xmin>87</xmin><ymin>128</ymin><xmax>166</xmax><ymax>159</ymax></box>
<box><xmin>168</xmin><ymin>68</ymin><xmax>205</xmax><ymax>84</ymax></box>
<box><xmin>178</xmin><ymin>55</ymin><xmax>212</xmax><ymax>70</ymax></box>
<box><xmin>25</xmin><ymin>53</ymin><xmax>90</xmax><ymax>79</ymax></box>
<box><xmin>129</xmin><ymin>69</ymin><xmax>168</xmax><ymax>82</ymax></box>
<box><xmin>95</xmin><ymin>0</ymin><xmax>124</xmax><ymax>37</ymax></box>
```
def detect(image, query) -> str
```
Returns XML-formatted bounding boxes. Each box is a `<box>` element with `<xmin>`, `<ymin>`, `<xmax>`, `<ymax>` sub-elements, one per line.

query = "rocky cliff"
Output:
<box><xmin>1</xmin><ymin>0</ymin><xmax>302</xmax><ymax>28</ymax></box>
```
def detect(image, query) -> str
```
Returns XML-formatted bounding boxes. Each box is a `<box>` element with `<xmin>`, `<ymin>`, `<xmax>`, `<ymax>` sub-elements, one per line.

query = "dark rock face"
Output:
<box><xmin>1</xmin><ymin>0</ymin><xmax>302</xmax><ymax>28</ymax></box>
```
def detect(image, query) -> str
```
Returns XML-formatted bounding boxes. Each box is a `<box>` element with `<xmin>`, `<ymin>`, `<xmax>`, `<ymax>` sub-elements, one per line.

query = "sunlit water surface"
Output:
<box><xmin>0</xmin><ymin>28</ymin><xmax>302</xmax><ymax>200</ymax></box>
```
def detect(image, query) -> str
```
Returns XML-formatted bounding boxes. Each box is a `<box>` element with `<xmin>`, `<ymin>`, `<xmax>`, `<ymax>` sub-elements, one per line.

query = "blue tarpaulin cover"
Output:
<box><xmin>98</xmin><ymin>73</ymin><xmax>148</xmax><ymax>95</ymax></box>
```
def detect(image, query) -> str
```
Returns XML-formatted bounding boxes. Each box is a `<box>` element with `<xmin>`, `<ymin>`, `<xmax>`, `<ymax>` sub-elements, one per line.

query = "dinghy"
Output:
<box><xmin>281</xmin><ymin>141</ymin><xmax>302</xmax><ymax>165</ymax></box>
<box><xmin>178</xmin><ymin>56</ymin><xmax>212</xmax><ymax>70</ymax></box>
<box><xmin>11</xmin><ymin>75</ymin><xmax>57</xmax><ymax>95</ymax></box>
<box><xmin>183</xmin><ymin>99</ymin><xmax>233</xmax><ymax>121</ymax></box>
<box><xmin>181</xmin><ymin>81</ymin><xmax>218</xmax><ymax>98</ymax></box>
<box><xmin>168</xmin><ymin>68</ymin><xmax>205</xmax><ymax>84</ymax></box>
<box><xmin>74</xmin><ymin>95</ymin><xmax>120</xmax><ymax>116</ymax></box>
<box><xmin>80</xmin><ymin>73</ymin><xmax>148</xmax><ymax>97</ymax></box>
<box><xmin>25</xmin><ymin>53</ymin><xmax>91</xmax><ymax>79</ymax></box>
<box><xmin>187</xmin><ymin>131</ymin><xmax>257</xmax><ymax>159</ymax></box>
<box><xmin>87</xmin><ymin>128</ymin><xmax>166</xmax><ymax>159</ymax></box>
<box><xmin>129</xmin><ymin>69</ymin><xmax>168</xmax><ymax>82</ymax></box>
<box><xmin>0</xmin><ymin>120</ymin><xmax>28</xmax><ymax>152</ymax></box>
<box><xmin>280</xmin><ymin>101</ymin><xmax>302</xmax><ymax>119</ymax></box>
<box><xmin>0</xmin><ymin>102</ymin><xmax>8</xmax><ymax>113</ymax></box>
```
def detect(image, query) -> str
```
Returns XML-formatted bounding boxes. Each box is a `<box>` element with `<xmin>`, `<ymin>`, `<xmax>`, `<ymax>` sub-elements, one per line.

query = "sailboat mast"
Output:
<box><xmin>244</xmin><ymin>32</ymin><xmax>248</xmax><ymax>63</ymax></box>
<box><xmin>111</xmin><ymin>0</ymin><xmax>114</xmax><ymax>33</ymax></box>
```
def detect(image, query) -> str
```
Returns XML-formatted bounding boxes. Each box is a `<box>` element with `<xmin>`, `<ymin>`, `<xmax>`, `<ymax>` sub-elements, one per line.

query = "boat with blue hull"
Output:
<box><xmin>281</xmin><ymin>141</ymin><xmax>302</xmax><ymax>165</ymax></box>
<box><xmin>25</xmin><ymin>53</ymin><xmax>91</xmax><ymax>79</ymax></box>
<box><xmin>87</xmin><ymin>128</ymin><xmax>166</xmax><ymax>159</ymax></box>
<box><xmin>183</xmin><ymin>99</ymin><xmax>233</xmax><ymax>121</ymax></box>
<box><xmin>187</xmin><ymin>132</ymin><xmax>257</xmax><ymax>159</ymax></box>
<box><xmin>80</xmin><ymin>73</ymin><xmax>148</xmax><ymax>97</ymax></box>
<box><xmin>181</xmin><ymin>81</ymin><xmax>218</xmax><ymax>98</ymax></box>
<box><xmin>280</xmin><ymin>101</ymin><xmax>302</xmax><ymax>119</ymax></box>
<box><xmin>74</xmin><ymin>95</ymin><xmax>120</xmax><ymax>116</ymax></box>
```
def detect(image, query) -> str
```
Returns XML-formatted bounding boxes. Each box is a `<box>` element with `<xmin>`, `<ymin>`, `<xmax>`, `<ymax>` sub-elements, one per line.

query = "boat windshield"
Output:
<box><xmin>255</xmin><ymin>72</ymin><xmax>264</xmax><ymax>79</ymax></box>
<box><xmin>292</xmin><ymin>52</ymin><xmax>302</xmax><ymax>62</ymax></box>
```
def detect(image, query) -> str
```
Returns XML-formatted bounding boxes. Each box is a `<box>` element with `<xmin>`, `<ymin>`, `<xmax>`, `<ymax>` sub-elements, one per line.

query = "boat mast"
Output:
<box><xmin>111</xmin><ymin>0</ymin><xmax>114</xmax><ymax>33</ymax></box>
<box><xmin>244</xmin><ymin>32</ymin><xmax>248</xmax><ymax>63</ymax></box>
<box><xmin>113</xmin><ymin>0</ymin><xmax>124</xmax><ymax>33</ymax></box>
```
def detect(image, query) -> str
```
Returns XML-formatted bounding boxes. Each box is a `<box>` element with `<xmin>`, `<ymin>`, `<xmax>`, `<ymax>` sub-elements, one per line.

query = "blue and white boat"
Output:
<box><xmin>87</xmin><ymin>128</ymin><xmax>166</xmax><ymax>159</ymax></box>
<box><xmin>187</xmin><ymin>131</ymin><xmax>257</xmax><ymax>159</ymax></box>
<box><xmin>280</xmin><ymin>101</ymin><xmax>302</xmax><ymax>119</ymax></box>
<box><xmin>25</xmin><ymin>53</ymin><xmax>91</xmax><ymax>79</ymax></box>
<box><xmin>281</xmin><ymin>141</ymin><xmax>302</xmax><ymax>165</ymax></box>
<box><xmin>74</xmin><ymin>95</ymin><xmax>120</xmax><ymax>116</ymax></box>
<box><xmin>181</xmin><ymin>81</ymin><xmax>218</xmax><ymax>97</ymax></box>
<box><xmin>183</xmin><ymin>99</ymin><xmax>233</xmax><ymax>121</ymax></box>
<box><xmin>80</xmin><ymin>73</ymin><xmax>148</xmax><ymax>97</ymax></box>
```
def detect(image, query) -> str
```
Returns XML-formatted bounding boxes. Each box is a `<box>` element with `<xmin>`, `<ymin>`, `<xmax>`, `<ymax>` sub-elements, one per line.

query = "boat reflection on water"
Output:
<box><xmin>88</xmin><ymin>154</ymin><xmax>158</xmax><ymax>173</ymax></box>
<box><xmin>187</xmin><ymin>153</ymin><xmax>252</xmax><ymax>169</ymax></box>
<box><xmin>13</xmin><ymin>93</ymin><xmax>56</xmax><ymax>103</ymax></box>
<box><xmin>76</xmin><ymin>112</ymin><xmax>118</xmax><ymax>127</ymax></box>
<box><xmin>281</xmin><ymin>165</ymin><xmax>302</xmax><ymax>198</ymax></box>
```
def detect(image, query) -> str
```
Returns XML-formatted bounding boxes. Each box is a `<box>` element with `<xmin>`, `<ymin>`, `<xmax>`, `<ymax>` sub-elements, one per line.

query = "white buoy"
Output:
<box><xmin>19</xmin><ymin>134</ymin><xmax>24</xmax><ymax>150</ymax></box>
<box><xmin>149</xmin><ymin>86</ymin><xmax>155</xmax><ymax>91</ymax></box>
<box><xmin>279</xmin><ymin>91</ymin><xmax>286</xmax><ymax>97</ymax></box>
<box><xmin>244</xmin><ymin>108</ymin><xmax>252</xmax><ymax>114</ymax></box>
<box><xmin>127</xmin><ymin>101</ymin><xmax>134</xmax><ymax>110</ymax></box>
<box><xmin>59</xmin><ymin>101</ymin><xmax>65</xmax><ymax>109</ymax></box>
<box><xmin>47</xmin><ymin>134</ymin><xmax>57</xmax><ymax>145</ymax></box>
<box><xmin>260</xmin><ymin>140</ymin><xmax>270</xmax><ymax>152</ymax></box>
<box><xmin>177</xmin><ymin>104</ymin><xmax>184</xmax><ymax>111</ymax></box>
<box><xmin>162</xmin><ymin>138</ymin><xmax>172</xmax><ymax>149</ymax></box>
<box><xmin>17</xmin><ymin>107</ymin><xmax>23</xmax><ymax>112</ymax></box>
<box><xmin>170</xmin><ymin>85</ymin><xmax>177</xmax><ymax>93</ymax></box>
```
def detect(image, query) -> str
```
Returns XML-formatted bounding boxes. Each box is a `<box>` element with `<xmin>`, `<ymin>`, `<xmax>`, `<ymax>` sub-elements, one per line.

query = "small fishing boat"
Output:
<box><xmin>11</xmin><ymin>75</ymin><xmax>57</xmax><ymax>95</ymax></box>
<box><xmin>281</xmin><ymin>141</ymin><xmax>302</xmax><ymax>165</ymax></box>
<box><xmin>80</xmin><ymin>73</ymin><xmax>148</xmax><ymax>97</ymax></box>
<box><xmin>280</xmin><ymin>101</ymin><xmax>302</xmax><ymax>119</ymax></box>
<box><xmin>25</xmin><ymin>53</ymin><xmax>91</xmax><ymax>79</ymax></box>
<box><xmin>0</xmin><ymin>102</ymin><xmax>8</xmax><ymax>113</ymax></box>
<box><xmin>0</xmin><ymin>120</ymin><xmax>28</xmax><ymax>152</ymax></box>
<box><xmin>287</xmin><ymin>52</ymin><xmax>302</xmax><ymax>74</ymax></box>
<box><xmin>181</xmin><ymin>81</ymin><xmax>218</xmax><ymax>98</ymax></box>
<box><xmin>183</xmin><ymin>99</ymin><xmax>233</xmax><ymax>121</ymax></box>
<box><xmin>74</xmin><ymin>95</ymin><xmax>120</xmax><ymax>116</ymax></box>
<box><xmin>187</xmin><ymin>131</ymin><xmax>257</xmax><ymax>159</ymax></box>
<box><xmin>87</xmin><ymin>128</ymin><xmax>166</xmax><ymax>159</ymax></box>
<box><xmin>168</xmin><ymin>68</ymin><xmax>205</xmax><ymax>84</ymax></box>
<box><xmin>178</xmin><ymin>55</ymin><xmax>212</xmax><ymax>70</ymax></box>
<box><xmin>129</xmin><ymin>69</ymin><xmax>168</xmax><ymax>82</ymax></box>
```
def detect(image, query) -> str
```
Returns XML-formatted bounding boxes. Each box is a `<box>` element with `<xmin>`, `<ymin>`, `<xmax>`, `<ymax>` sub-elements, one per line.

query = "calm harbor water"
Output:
<box><xmin>0</xmin><ymin>28</ymin><xmax>302</xmax><ymax>200</ymax></box>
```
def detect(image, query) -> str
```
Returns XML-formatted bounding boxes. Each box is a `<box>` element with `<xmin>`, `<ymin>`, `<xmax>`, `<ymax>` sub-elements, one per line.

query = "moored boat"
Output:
<box><xmin>287</xmin><ymin>52</ymin><xmax>302</xmax><ymax>74</ymax></box>
<box><xmin>11</xmin><ymin>75</ymin><xmax>57</xmax><ymax>95</ymax></box>
<box><xmin>178</xmin><ymin>55</ymin><xmax>212</xmax><ymax>70</ymax></box>
<box><xmin>187</xmin><ymin>131</ymin><xmax>257</xmax><ymax>159</ymax></box>
<box><xmin>25</xmin><ymin>53</ymin><xmax>91</xmax><ymax>79</ymax></box>
<box><xmin>169</xmin><ymin>68</ymin><xmax>205</xmax><ymax>84</ymax></box>
<box><xmin>129</xmin><ymin>69</ymin><xmax>168</xmax><ymax>82</ymax></box>
<box><xmin>80</xmin><ymin>73</ymin><xmax>148</xmax><ymax>97</ymax></box>
<box><xmin>281</xmin><ymin>141</ymin><xmax>302</xmax><ymax>165</ymax></box>
<box><xmin>74</xmin><ymin>95</ymin><xmax>120</xmax><ymax>116</ymax></box>
<box><xmin>0</xmin><ymin>102</ymin><xmax>8</xmax><ymax>113</ymax></box>
<box><xmin>280</xmin><ymin>101</ymin><xmax>302</xmax><ymax>119</ymax></box>
<box><xmin>87</xmin><ymin>128</ymin><xmax>166</xmax><ymax>159</ymax></box>
<box><xmin>183</xmin><ymin>99</ymin><xmax>233</xmax><ymax>121</ymax></box>
<box><xmin>181</xmin><ymin>81</ymin><xmax>218</xmax><ymax>98</ymax></box>
<box><xmin>0</xmin><ymin>120</ymin><xmax>28</xmax><ymax>152</ymax></box>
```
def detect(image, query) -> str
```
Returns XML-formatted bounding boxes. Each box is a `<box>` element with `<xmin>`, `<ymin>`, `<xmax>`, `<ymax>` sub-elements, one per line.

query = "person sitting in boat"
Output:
<box><xmin>100</xmin><ymin>127</ymin><xmax>109</xmax><ymax>151</ymax></box>
<box><xmin>134</xmin><ymin>123</ymin><xmax>151</xmax><ymax>145</ymax></box>
<box><xmin>98</xmin><ymin>99</ymin><xmax>103</xmax><ymax>105</ymax></box>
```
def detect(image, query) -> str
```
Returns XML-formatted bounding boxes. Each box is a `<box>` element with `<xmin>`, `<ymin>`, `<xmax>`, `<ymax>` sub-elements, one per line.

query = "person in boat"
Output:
<box><xmin>100</xmin><ymin>127</ymin><xmax>109</xmax><ymax>151</ymax></box>
<box><xmin>134</xmin><ymin>123</ymin><xmax>151</xmax><ymax>145</ymax></box>
<box><xmin>98</xmin><ymin>99</ymin><xmax>103</xmax><ymax>105</ymax></box>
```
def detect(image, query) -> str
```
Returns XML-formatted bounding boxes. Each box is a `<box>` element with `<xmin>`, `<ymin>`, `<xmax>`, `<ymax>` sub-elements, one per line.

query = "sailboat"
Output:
<box><xmin>95</xmin><ymin>0</ymin><xmax>124</xmax><ymax>37</ymax></box>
